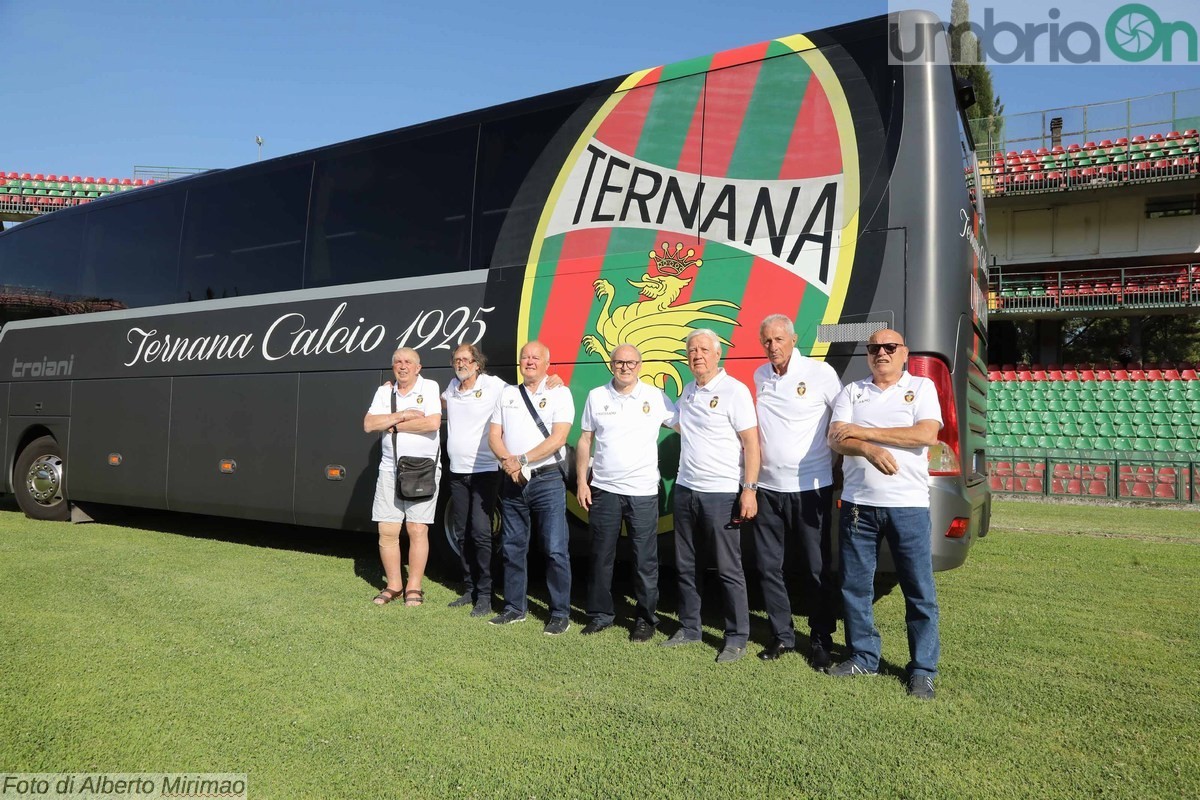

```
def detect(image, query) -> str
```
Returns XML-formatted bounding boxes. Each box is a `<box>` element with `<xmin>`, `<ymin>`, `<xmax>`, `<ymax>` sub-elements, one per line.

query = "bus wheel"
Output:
<box><xmin>14</xmin><ymin>436</ymin><xmax>70</xmax><ymax>521</ymax></box>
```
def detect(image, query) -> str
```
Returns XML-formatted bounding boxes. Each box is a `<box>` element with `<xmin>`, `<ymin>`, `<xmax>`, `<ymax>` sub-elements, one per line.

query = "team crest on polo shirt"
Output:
<box><xmin>538</xmin><ymin>398</ymin><xmax>547</xmax><ymax>409</ymax></box>
<box><xmin>797</xmin><ymin>382</ymin><xmax>807</xmax><ymax>397</ymax></box>
<box><xmin>474</xmin><ymin>389</ymin><xmax>482</xmax><ymax>398</ymax></box>
<box><xmin>417</xmin><ymin>395</ymin><xmax>424</xmax><ymax>404</ymax></box>
<box><xmin>904</xmin><ymin>390</ymin><xmax>915</xmax><ymax>404</ymax></box>
<box><xmin>642</xmin><ymin>401</ymin><xmax>651</xmax><ymax>414</ymax></box>
<box><xmin>709</xmin><ymin>397</ymin><xmax>719</xmax><ymax>409</ymax></box>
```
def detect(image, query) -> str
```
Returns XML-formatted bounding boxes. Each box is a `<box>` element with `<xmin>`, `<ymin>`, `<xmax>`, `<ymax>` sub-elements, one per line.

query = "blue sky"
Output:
<box><xmin>3</xmin><ymin>0</ymin><xmax>1198</xmax><ymax>178</ymax></box>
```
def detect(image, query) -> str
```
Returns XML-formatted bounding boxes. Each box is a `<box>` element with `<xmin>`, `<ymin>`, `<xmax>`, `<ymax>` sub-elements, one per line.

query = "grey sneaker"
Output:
<box><xmin>659</xmin><ymin>630</ymin><xmax>701</xmax><ymax>648</ymax></box>
<box><xmin>828</xmin><ymin>659</ymin><xmax>878</xmax><ymax>677</ymax></box>
<box><xmin>469</xmin><ymin>598</ymin><xmax>492</xmax><ymax>618</ymax></box>
<box><xmin>543</xmin><ymin>616</ymin><xmax>570</xmax><ymax>636</ymax></box>
<box><xmin>488</xmin><ymin>609</ymin><xmax>527</xmax><ymax>626</ymax></box>
<box><xmin>907</xmin><ymin>675</ymin><xmax>936</xmax><ymax>700</ymax></box>
<box><xmin>715</xmin><ymin>645</ymin><xmax>746</xmax><ymax>664</ymax></box>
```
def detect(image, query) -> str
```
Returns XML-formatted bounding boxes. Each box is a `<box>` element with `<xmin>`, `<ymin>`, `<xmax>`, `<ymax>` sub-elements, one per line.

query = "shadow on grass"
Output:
<box><xmin>50</xmin><ymin>498</ymin><xmax>890</xmax><ymax>667</ymax></box>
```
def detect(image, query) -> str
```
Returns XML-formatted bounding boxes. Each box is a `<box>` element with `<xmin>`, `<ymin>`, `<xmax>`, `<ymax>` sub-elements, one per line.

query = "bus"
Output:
<box><xmin>0</xmin><ymin>10</ymin><xmax>989</xmax><ymax>571</ymax></box>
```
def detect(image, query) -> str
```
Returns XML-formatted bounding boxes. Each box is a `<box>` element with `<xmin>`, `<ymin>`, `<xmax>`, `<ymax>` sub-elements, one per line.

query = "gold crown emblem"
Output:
<box><xmin>648</xmin><ymin>241</ymin><xmax>702</xmax><ymax>276</ymax></box>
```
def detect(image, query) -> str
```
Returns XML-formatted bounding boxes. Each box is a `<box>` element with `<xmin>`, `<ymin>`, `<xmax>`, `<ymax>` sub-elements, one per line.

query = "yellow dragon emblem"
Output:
<box><xmin>581</xmin><ymin>242</ymin><xmax>740</xmax><ymax>394</ymax></box>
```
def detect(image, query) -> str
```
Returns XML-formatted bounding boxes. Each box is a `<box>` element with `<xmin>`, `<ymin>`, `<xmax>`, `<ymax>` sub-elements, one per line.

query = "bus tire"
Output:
<box><xmin>14</xmin><ymin>435</ymin><xmax>70</xmax><ymax>522</ymax></box>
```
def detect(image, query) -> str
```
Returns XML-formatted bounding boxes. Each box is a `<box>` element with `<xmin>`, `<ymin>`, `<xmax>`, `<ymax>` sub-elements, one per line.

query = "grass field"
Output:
<box><xmin>1</xmin><ymin>498</ymin><xmax>1198</xmax><ymax>799</ymax></box>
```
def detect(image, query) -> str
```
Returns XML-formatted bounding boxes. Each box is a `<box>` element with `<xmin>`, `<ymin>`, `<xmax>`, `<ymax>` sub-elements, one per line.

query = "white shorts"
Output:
<box><xmin>372</xmin><ymin>464</ymin><xmax>441</xmax><ymax>525</ymax></box>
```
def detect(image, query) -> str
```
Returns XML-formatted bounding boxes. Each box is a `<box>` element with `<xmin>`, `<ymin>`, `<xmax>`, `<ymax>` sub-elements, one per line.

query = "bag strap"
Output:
<box><xmin>518</xmin><ymin>383</ymin><xmax>569</xmax><ymax>480</ymax></box>
<box><xmin>390</xmin><ymin>381</ymin><xmax>441</xmax><ymax>467</ymax></box>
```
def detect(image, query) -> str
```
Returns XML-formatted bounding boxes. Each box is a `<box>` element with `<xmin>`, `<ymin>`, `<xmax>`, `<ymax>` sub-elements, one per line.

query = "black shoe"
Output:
<box><xmin>907</xmin><ymin>674</ymin><xmax>936</xmax><ymax>700</ymax></box>
<box><xmin>544</xmin><ymin>616</ymin><xmax>570</xmax><ymax>636</ymax></box>
<box><xmin>757</xmin><ymin>639</ymin><xmax>795</xmax><ymax>661</ymax></box>
<box><xmin>809</xmin><ymin>637</ymin><xmax>833</xmax><ymax>670</ymax></box>
<box><xmin>659</xmin><ymin>630</ymin><xmax>701</xmax><ymax>648</ymax></box>
<box><xmin>448</xmin><ymin>591</ymin><xmax>473</xmax><ymax>608</ymax></box>
<box><xmin>629</xmin><ymin>619</ymin><xmax>655</xmax><ymax>643</ymax></box>
<box><xmin>488</xmin><ymin>609</ymin><xmax>527</xmax><ymax>626</ymax></box>
<box><xmin>580</xmin><ymin>620</ymin><xmax>612</xmax><ymax>636</ymax></box>
<box><xmin>828</xmin><ymin>659</ymin><xmax>877</xmax><ymax>677</ymax></box>
<box><xmin>469</xmin><ymin>598</ymin><xmax>492</xmax><ymax>618</ymax></box>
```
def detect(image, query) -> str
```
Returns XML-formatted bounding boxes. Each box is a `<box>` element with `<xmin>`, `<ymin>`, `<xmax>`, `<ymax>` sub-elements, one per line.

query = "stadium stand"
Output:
<box><xmin>0</xmin><ymin>171</ymin><xmax>157</xmax><ymax>217</ymax></box>
<box><xmin>987</xmin><ymin>363</ymin><xmax>1199</xmax><ymax>502</ymax></box>
<box><xmin>989</xmin><ymin>263</ymin><xmax>1200</xmax><ymax>314</ymax></box>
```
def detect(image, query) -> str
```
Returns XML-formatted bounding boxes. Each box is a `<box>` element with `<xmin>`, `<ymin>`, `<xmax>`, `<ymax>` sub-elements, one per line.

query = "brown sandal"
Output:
<box><xmin>373</xmin><ymin>587</ymin><xmax>402</xmax><ymax>605</ymax></box>
<box><xmin>404</xmin><ymin>589</ymin><xmax>425</xmax><ymax>607</ymax></box>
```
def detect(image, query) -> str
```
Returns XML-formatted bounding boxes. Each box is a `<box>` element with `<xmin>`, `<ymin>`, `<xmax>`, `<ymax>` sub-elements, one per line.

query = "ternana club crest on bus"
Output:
<box><xmin>582</xmin><ymin>242</ymin><xmax>738</xmax><ymax>394</ymax></box>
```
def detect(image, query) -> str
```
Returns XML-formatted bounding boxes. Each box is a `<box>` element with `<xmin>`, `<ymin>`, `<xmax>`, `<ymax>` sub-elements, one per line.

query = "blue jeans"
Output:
<box><xmin>498</xmin><ymin>470</ymin><xmax>571</xmax><ymax>618</ymax></box>
<box><xmin>586</xmin><ymin>488</ymin><xmax>659</xmax><ymax>627</ymax></box>
<box><xmin>673</xmin><ymin>486</ymin><xmax>749</xmax><ymax>648</ymax></box>
<box><xmin>839</xmin><ymin>503</ymin><xmax>939</xmax><ymax>678</ymax></box>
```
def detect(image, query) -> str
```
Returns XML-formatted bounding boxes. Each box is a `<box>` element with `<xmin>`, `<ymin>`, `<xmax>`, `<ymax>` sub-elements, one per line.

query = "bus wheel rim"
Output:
<box><xmin>26</xmin><ymin>454</ymin><xmax>63</xmax><ymax>505</ymax></box>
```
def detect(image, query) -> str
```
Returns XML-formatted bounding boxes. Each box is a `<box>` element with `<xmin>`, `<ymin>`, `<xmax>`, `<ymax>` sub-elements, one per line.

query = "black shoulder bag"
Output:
<box><xmin>392</xmin><ymin>387</ymin><xmax>437</xmax><ymax>500</ymax></box>
<box><xmin>518</xmin><ymin>384</ymin><xmax>576</xmax><ymax>486</ymax></box>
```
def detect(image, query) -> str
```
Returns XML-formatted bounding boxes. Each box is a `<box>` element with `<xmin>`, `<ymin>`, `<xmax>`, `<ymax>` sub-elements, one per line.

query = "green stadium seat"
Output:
<box><xmin>1155</xmin><ymin>425</ymin><xmax>1174</xmax><ymax>438</ymax></box>
<box><xmin>1116</xmin><ymin>399</ymin><xmax>1136</xmax><ymax>412</ymax></box>
<box><xmin>1176</xmin><ymin>438</ymin><xmax>1196</xmax><ymax>453</ymax></box>
<box><xmin>1132</xmin><ymin>438</ymin><xmax>1154</xmax><ymax>451</ymax></box>
<box><xmin>1110</xmin><ymin>437</ymin><xmax>1133</xmax><ymax>451</ymax></box>
<box><xmin>1054</xmin><ymin>436</ymin><xmax>1074</xmax><ymax>449</ymax></box>
<box><xmin>1064</xmin><ymin>399</ymin><xmax>1081</xmax><ymax>412</ymax></box>
<box><xmin>1172</xmin><ymin>424</ymin><xmax>1193</xmax><ymax>438</ymax></box>
<box><xmin>1019</xmin><ymin>435</ymin><xmax>1039</xmax><ymax>448</ymax></box>
<box><xmin>1135</xmin><ymin>423</ymin><xmax>1155</xmax><ymax>437</ymax></box>
<box><xmin>1079</xmin><ymin>421</ymin><xmax>1097</xmax><ymax>436</ymax></box>
<box><xmin>1150</xmin><ymin>411</ymin><xmax>1171</xmax><ymax>425</ymax></box>
<box><xmin>1096</xmin><ymin>420</ymin><xmax>1116</xmax><ymax>436</ymax></box>
<box><xmin>1061</xmin><ymin>421</ymin><xmax>1080</xmax><ymax>436</ymax></box>
<box><xmin>1154</xmin><ymin>439</ymin><xmax>1176</xmax><ymax>453</ymax></box>
<box><xmin>1026</xmin><ymin>421</ymin><xmax>1045</xmax><ymax>436</ymax></box>
<box><xmin>1091</xmin><ymin>436</ymin><xmax>1114</xmax><ymax>450</ymax></box>
<box><xmin>1171</xmin><ymin>400</ymin><xmax>1191</xmax><ymax>413</ymax></box>
<box><xmin>1001</xmin><ymin>435</ymin><xmax>1019</xmax><ymax>448</ymax></box>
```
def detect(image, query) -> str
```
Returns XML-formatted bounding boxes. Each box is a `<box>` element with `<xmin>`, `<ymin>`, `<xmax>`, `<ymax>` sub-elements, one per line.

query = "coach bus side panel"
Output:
<box><xmin>167</xmin><ymin>373</ymin><xmax>298</xmax><ymax>524</ymax></box>
<box><xmin>69</xmin><ymin>378</ymin><xmax>171</xmax><ymax>509</ymax></box>
<box><xmin>293</xmin><ymin>371</ymin><xmax>383</xmax><ymax>532</ymax></box>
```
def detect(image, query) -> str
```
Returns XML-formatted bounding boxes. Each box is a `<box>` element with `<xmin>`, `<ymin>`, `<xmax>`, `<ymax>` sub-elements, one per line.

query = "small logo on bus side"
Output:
<box><xmin>12</xmin><ymin>355</ymin><xmax>74</xmax><ymax>378</ymax></box>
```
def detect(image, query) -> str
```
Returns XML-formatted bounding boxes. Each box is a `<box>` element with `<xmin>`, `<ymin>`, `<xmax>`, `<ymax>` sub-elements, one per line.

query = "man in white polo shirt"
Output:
<box><xmin>827</xmin><ymin>328</ymin><xmax>943</xmax><ymax>700</ymax></box>
<box><xmin>487</xmin><ymin>340</ymin><xmax>575</xmax><ymax>635</ymax></box>
<box><xmin>441</xmin><ymin>343</ymin><xmax>508</xmax><ymax>618</ymax></box>
<box><xmin>751</xmin><ymin>314</ymin><xmax>842</xmax><ymax>668</ymax></box>
<box><xmin>363</xmin><ymin>347</ymin><xmax>442</xmax><ymax>607</ymax></box>
<box><xmin>661</xmin><ymin>328</ymin><xmax>760</xmax><ymax>664</ymax></box>
<box><xmin>575</xmin><ymin>343</ymin><xmax>675</xmax><ymax>642</ymax></box>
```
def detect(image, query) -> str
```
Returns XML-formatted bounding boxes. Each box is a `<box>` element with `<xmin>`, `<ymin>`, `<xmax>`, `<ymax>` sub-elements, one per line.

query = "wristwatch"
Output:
<box><xmin>741</xmin><ymin>482</ymin><xmax>758</xmax><ymax>491</ymax></box>
<box><xmin>518</xmin><ymin>454</ymin><xmax>528</xmax><ymax>466</ymax></box>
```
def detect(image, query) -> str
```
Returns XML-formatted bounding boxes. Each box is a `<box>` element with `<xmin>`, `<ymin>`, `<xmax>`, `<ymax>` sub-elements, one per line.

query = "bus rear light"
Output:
<box><xmin>107</xmin><ymin>453</ymin><xmax>123</xmax><ymax>466</ymax></box>
<box><xmin>325</xmin><ymin>465</ymin><xmax>346</xmax><ymax>481</ymax></box>
<box><xmin>945</xmin><ymin>517</ymin><xmax>969</xmax><ymax>538</ymax></box>
<box><xmin>219</xmin><ymin>459</ymin><xmax>237</xmax><ymax>474</ymax></box>
<box><xmin>907</xmin><ymin>355</ymin><xmax>961</xmax><ymax>476</ymax></box>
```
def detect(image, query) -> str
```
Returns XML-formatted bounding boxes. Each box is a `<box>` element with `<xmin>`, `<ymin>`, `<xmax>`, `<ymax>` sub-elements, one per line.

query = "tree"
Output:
<box><xmin>949</xmin><ymin>0</ymin><xmax>1005</xmax><ymax>151</ymax></box>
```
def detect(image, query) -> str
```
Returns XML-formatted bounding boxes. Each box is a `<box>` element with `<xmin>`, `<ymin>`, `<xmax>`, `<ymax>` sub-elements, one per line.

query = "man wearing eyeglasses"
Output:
<box><xmin>662</xmin><ymin>328</ymin><xmax>760</xmax><ymax>664</ymax></box>
<box><xmin>441</xmin><ymin>343</ymin><xmax>509</xmax><ymax>618</ymax></box>
<box><xmin>751</xmin><ymin>314</ymin><xmax>842</xmax><ymax>669</ymax></box>
<box><xmin>826</xmin><ymin>329</ymin><xmax>943</xmax><ymax>700</ymax></box>
<box><xmin>575</xmin><ymin>344</ymin><xmax>675</xmax><ymax>642</ymax></box>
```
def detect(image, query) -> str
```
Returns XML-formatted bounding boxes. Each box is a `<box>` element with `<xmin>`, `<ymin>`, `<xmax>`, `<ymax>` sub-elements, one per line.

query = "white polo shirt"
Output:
<box><xmin>580</xmin><ymin>380</ymin><xmax>675</xmax><ymax>496</ymax></box>
<box><xmin>831</xmin><ymin>371</ymin><xmax>943</xmax><ymax>508</ymax></box>
<box><xmin>754</xmin><ymin>348</ymin><xmax>841</xmax><ymax>492</ymax></box>
<box><xmin>368</xmin><ymin>377</ymin><xmax>441</xmax><ymax>469</ymax></box>
<box><xmin>490</xmin><ymin>377</ymin><xmax>575</xmax><ymax>471</ymax></box>
<box><xmin>675</xmin><ymin>369</ymin><xmax>758</xmax><ymax>493</ymax></box>
<box><xmin>442</xmin><ymin>373</ymin><xmax>507</xmax><ymax>474</ymax></box>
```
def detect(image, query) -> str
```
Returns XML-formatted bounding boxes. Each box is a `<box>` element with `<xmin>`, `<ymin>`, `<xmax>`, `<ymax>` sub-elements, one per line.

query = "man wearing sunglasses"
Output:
<box><xmin>575</xmin><ymin>344</ymin><xmax>675</xmax><ymax>642</ymax></box>
<box><xmin>751</xmin><ymin>314</ymin><xmax>842</xmax><ymax>669</ymax></box>
<box><xmin>826</xmin><ymin>329</ymin><xmax>943</xmax><ymax>700</ymax></box>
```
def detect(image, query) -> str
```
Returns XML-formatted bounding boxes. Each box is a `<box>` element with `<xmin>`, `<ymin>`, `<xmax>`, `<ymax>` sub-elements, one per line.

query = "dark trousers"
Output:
<box><xmin>751</xmin><ymin>486</ymin><xmax>836</xmax><ymax>647</ymax></box>
<box><xmin>447</xmin><ymin>470</ymin><xmax>500</xmax><ymax>601</ymax></box>
<box><xmin>585</xmin><ymin>488</ymin><xmax>659</xmax><ymax>627</ymax></box>
<box><xmin>673</xmin><ymin>486</ymin><xmax>749</xmax><ymax>648</ymax></box>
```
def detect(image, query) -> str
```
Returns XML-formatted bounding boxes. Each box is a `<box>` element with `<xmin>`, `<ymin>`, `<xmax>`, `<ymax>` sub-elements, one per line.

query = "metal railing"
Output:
<box><xmin>989</xmin><ymin>452</ymin><xmax>1196</xmax><ymax>504</ymax></box>
<box><xmin>988</xmin><ymin>264</ymin><xmax>1200</xmax><ymax>314</ymax></box>
<box><xmin>971</xmin><ymin>88</ymin><xmax>1200</xmax><ymax>161</ymax></box>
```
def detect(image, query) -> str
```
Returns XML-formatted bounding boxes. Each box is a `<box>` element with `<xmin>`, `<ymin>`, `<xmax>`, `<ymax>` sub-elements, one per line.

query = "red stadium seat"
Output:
<box><xmin>1155</xmin><ymin>483</ymin><xmax>1177</xmax><ymax>500</ymax></box>
<box><xmin>1024</xmin><ymin>477</ymin><xmax>1043</xmax><ymax>493</ymax></box>
<box><xmin>1132</xmin><ymin>482</ymin><xmax>1152</xmax><ymax>498</ymax></box>
<box><xmin>1066</xmin><ymin>479</ymin><xmax>1083</xmax><ymax>495</ymax></box>
<box><xmin>1087</xmin><ymin>480</ymin><xmax>1107</xmax><ymax>496</ymax></box>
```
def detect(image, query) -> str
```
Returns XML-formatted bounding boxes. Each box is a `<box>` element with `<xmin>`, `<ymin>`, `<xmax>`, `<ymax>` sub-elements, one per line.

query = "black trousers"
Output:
<box><xmin>751</xmin><ymin>486</ymin><xmax>836</xmax><ymax>646</ymax></box>
<box><xmin>447</xmin><ymin>469</ymin><xmax>500</xmax><ymax>601</ymax></box>
<box><xmin>585</xmin><ymin>488</ymin><xmax>659</xmax><ymax>627</ymax></box>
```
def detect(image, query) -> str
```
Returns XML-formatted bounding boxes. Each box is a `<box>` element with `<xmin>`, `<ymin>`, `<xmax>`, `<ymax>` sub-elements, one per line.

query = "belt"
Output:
<box><xmin>529</xmin><ymin>463</ymin><xmax>563</xmax><ymax>479</ymax></box>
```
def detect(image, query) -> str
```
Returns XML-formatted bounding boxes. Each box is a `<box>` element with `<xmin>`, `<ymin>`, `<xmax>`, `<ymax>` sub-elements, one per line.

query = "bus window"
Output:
<box><xmin>0</xmin><ymin>214</ymin><xmax>84</xmax><ymax>324</ymax></box>
<box><xmin>178</xmin><ymin>164</ymin><xmax>311</xmax><ymax>302</ymax></box>
<box><xmin>474</xmin><ymin>101</ymin><xmax>588</xmax><ymax>269</ymax></box>
<box><xmin>305</xmin><ymin>126</ymin><xmax>477</xmax><ymax>288</ymax></box>
<box><xmin>79</xmin><ymin>192</ymin><xmax>185</xmax><ymax>309</ymax></box>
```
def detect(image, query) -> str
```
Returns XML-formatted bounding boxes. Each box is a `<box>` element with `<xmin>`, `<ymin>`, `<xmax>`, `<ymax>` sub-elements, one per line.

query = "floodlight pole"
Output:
<box><xmin>256</xmin><ymin>135</ymin><xmax>264</xmax><ymax>162</ymax></box>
